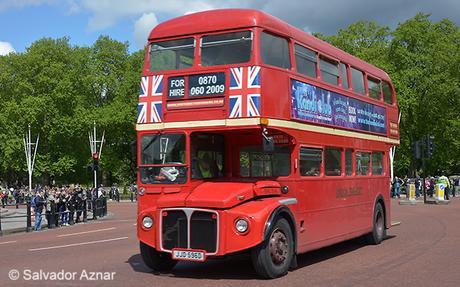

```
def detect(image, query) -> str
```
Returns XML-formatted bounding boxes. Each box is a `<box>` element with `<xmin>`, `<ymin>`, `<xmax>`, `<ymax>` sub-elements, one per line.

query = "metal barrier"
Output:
<box><xmin>0</xmin><ymin>197</ymin><xmax>108</xmax><ymax>236</ymax></box>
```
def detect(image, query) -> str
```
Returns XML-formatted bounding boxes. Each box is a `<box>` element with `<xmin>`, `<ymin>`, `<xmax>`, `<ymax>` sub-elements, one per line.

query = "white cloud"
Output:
<box><xmin>0</xmin><ymin>41</ymin><xmax>16</xmax><ymax>55</ymax></box>
<box><xmin>134</xmin><ymin>12</ymin><xmax>158</xmax><ymax>49</ymax></box>
<box><xmin>80</xmin><ymin>0</ymin><xmax>221</xmax><ymax>31</ymax></box>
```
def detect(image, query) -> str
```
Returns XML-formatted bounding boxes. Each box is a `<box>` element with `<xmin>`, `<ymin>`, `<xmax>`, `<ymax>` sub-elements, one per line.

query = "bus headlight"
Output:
<box><xmin>139</xmin><ymin>188</ymin><xmax>145</xmax><ymax>196</ymax></box>
<box><xmin>235</xmin><ymin>218</ymin><xmax>249</xmax><ymax>233</ymax></box>
<box><xmin>142</xmin><ymin>216</ymin><xmax>153</xmax><ymax>229</ymax></box>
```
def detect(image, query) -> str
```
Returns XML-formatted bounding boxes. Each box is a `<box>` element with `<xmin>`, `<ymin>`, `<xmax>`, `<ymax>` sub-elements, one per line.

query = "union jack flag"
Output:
<box><xmin>228</xmin><ymin>66</ymin><xmax>261</xmax><ymax>118</ymax></box>
<box><xmin>137</xmin><ymin>75</ymin><xmax>164</xmax><ymax>124</ymax></box>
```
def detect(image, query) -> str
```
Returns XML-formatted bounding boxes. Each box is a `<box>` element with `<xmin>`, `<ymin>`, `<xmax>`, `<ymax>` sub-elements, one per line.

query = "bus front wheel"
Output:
<box><xmin>365</xmin><ymin>202</ymin><xmax>386</xmax><ymax>245</ymax></box>
<box><xmin>251</xmin><ymin>218</ymin><xmax>294</xmax><ymax>279</ymax></box>
<box><xmin>140</xmin><ymin>242</ymin><xmax>177</xmax><ymax>272</ymax></box>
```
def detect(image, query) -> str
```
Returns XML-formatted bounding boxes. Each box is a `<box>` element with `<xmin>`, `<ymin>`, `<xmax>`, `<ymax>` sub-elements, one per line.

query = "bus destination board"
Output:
<box><xmin>168</xmin><ymin>76</ymin><xmax>185</xmax><ymax>98</ymax></box>
<box><xmin>188</xmin><ymin>72</ymin><xmax>225</xmax><ymax>97</ymax></box>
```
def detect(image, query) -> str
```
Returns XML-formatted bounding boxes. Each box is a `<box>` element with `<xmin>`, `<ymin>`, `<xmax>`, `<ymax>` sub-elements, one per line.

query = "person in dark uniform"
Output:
<box><xmin>34</xmin><ymin>191</ymin><xmax>45</xmax><ymax>231</ymax></box>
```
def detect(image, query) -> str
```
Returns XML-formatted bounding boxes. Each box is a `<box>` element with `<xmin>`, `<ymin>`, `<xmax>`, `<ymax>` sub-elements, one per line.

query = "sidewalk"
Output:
<box><xmin>0</xmin><ymin>207</ymin><xmax>41</xmax><ymax>233</ymax></box>
<box><xmin>0</xmin><ymin>207</ymin><xmax>109</xmax><ymax>235</ymax></box>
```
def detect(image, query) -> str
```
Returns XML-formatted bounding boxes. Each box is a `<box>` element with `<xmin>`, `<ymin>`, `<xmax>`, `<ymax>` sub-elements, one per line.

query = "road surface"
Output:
<box><xmin>1</xmin><ymin>198</ymin><xmax>459</xmax><ymax>287</ymax></box>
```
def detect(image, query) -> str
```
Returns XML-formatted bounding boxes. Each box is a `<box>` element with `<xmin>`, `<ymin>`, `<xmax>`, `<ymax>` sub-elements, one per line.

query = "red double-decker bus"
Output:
<box><xmin>136</xmin><ymin>9</ymin><xmax>399</xmax><ymax>278</ymax></box>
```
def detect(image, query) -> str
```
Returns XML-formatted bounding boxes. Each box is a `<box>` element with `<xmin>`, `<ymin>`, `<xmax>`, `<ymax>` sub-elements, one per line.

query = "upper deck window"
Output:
<box><xmin>368</xmin><ymin>77</ymin><xmax>381</xmax><ymax>100</ymax></box>
<box><xmin>351</xmin><ymin>67</ymin><xmax>365</xmax><ymax>95</ymax></box>
<box><xmin>201</xmin><ymin>31</ymin><xmax>252</xmax><ymax>66</ymax></box>
<box><xmin>149</xmin><ymin>38</ymin><xmax>195</xmax><ymax>72</ymax></box>
<box><xmin>341</xmin><ymin>63</ymin><xmax>349</xmax><ymax>89</ymax></box>
<box><xmin>382</xmin><ymin>81</ymin><xmax>393</xmax><ymax>104</ymax></box>
<box><xmin>320</xmin><ymin>57</ymin><xmax>339</xmax><ymax>86</ymax></box>
<box><xmin>260</xmin><ymin>32</ymin><xmax>291</xmax><ymax>69</ymax></box>
<box><xmin>294</xmin><ymin>44</ymin><xmax>317</xmax><ymax>78</ymax></box>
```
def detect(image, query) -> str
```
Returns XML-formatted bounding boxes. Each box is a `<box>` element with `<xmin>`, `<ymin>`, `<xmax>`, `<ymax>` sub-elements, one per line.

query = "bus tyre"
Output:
<box><xmin>140</xmin><ymin>242</ymin><xmax>177</xmax><ymax>272</ymax></box>
<box><xmin>365</xmin><ymin>203</ymin><xmax>386</xmax><ymax>245</ymax></box>
<box><xmin>251</xmin><ymin>218</ymin><xmax>294</xmax><ymax>279</ymax></box>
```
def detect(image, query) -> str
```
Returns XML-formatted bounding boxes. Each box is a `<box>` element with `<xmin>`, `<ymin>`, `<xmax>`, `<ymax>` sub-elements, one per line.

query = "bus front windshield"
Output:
<box><xmin>140</xmin><ymin>134</ymin><xmax>187</xmax><ymax>184</ymax></box>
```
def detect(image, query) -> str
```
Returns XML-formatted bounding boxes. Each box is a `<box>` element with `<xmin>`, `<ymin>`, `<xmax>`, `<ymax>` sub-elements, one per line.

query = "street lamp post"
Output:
<box><xmin>23</xmin><ymin>124</ymin><xmax>39</xmax><ymax>194</ymax></box>
<box><xmin>88</xmin><ymin>122</ymin><xmax>105</xmax><ymax>189</ymax></box>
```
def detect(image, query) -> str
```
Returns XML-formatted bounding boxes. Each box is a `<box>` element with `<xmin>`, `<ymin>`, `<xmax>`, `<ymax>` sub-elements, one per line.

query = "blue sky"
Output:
<box><xmin>0</xmin><ymin>0</ymin><xmax>459</xmax><ymax>55</ymax></box>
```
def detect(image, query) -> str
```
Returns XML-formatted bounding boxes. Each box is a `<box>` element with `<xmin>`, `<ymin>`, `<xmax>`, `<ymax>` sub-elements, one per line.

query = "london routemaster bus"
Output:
<box><xmin>136</xmin><ymin>9</ymin><xmax>400</xmax><ymax>278</ymax></box>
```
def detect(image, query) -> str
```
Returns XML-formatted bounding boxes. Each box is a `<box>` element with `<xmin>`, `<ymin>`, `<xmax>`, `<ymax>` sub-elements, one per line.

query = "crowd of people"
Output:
<box><xmin>392</xmin><ymin>175</ymin><xmax>459</xmax><ymax>200</ymax></box>
<box><xmin>1</xmin><ymin>184</ymin><xmax>106</xmax><ymax>231</ymax></box>
<box><xmin>1</xmin><ymin>183</ymin><xmax>137</xmax><ymax>231</ymax></box>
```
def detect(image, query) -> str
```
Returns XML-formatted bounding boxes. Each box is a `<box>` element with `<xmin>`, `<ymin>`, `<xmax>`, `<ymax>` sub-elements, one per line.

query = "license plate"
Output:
<box><xmin>172</xmin><ymin>249</ymin><xmax>206</xmax><ymax>262</ymax></box>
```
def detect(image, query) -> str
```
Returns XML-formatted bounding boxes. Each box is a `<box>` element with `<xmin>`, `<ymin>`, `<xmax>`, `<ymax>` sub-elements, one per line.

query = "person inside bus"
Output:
<box><xmin>191</xmin><ymin>152</ymin><xmax>218</xmax><ymax>179</ymax></box>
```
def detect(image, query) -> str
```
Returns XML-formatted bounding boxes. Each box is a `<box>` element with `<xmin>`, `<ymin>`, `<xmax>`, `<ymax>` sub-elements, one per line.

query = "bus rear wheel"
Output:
<box><xmin>251</xmin><ymin>218</ymin><xmax>294</xmax><ymax>279</ymax></box>
<box><xmin>365</xmin><ymin>202</ymin><xmax>386</xmax><ymax>245</ymax></box>
<box><xmin>140</xmin><ymin>242</ymin><xmax>177</xmax><ymax>272</ymax></box>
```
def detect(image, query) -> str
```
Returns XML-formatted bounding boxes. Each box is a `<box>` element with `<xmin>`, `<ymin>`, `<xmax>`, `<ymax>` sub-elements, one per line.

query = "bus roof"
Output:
<box><xmin>149</xmin><ymin>9</ymin><xmax>390</xmax><ymax>81</ymax></box>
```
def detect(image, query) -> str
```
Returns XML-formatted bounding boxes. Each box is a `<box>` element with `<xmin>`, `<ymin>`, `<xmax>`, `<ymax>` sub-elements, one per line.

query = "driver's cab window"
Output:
<box><xmin>191</xmin><ymin>133</ymin><xmax>224</xmax><ymax>179</ymax></box>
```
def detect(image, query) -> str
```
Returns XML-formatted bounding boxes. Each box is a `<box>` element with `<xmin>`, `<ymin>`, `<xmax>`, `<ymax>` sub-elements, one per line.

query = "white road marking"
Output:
<box><xmin>0</xmin><ymin>240</ymin><xmax>17</xmax><ymax>245</ymax></box>
<box><xmin>57</xmin><ymin>227</ymin><xmax>116</xmax><ymax>237</ymax></box>
<box><xmin>391</xmin><ymin>221</ymin><xmax>401</xmax><ymax>227</ymax></box>
<box><xmin>29</xmin><ymin>237</ymin><xmax>128</xmax><ymax>251</ymax></box>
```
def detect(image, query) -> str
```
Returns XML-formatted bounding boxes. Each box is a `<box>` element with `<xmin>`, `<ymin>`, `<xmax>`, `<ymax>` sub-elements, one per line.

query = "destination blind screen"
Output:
<box><xmin>167</xmin><ymin>72</ymin><xmax>225</xmax><ymax>99</ymax></box>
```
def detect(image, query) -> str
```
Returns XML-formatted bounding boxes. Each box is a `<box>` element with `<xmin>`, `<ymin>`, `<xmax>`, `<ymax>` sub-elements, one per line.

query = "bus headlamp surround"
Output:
<box><xmin>235</xmin><ymin>218</ymin><xmax>249</xmax><ymax>233</ymax></box>
<box><xmin>139</xmin><ymin>187</ymin><xmax>145</xmax><ymax>196</ymax></box>
<box><xmin>142</xmin><ymin>216</ymin><xmax>153</xmax><ymax>229</ymax></box>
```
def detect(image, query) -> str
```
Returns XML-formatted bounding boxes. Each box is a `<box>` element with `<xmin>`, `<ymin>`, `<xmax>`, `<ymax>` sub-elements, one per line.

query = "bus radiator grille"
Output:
<box><xmin>190</xmin><ymin>211</ymin><xmax>217</xmax><ymax>253</ymax></box>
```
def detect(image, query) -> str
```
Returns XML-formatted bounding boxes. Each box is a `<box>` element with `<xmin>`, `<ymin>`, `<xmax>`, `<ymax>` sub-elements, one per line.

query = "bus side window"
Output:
<box><xmin>320</xmin><ymin>56</ymin><xmax>339</xmax><ymax>86</ymax></box>
<box><xmin>341</xmin><ymin>63</ymin><xmax>349</xmax><ymax>89</ymax></box>
<box><xmin>356</xmin><ymin>152</ymin><xmax>370</xmax><ymax>176</ymax></box>
<box><xmin>294</xmin><ymin>44</ymin><xmax>317</xmax><ymax>78</ymax></box>
<box><xmin>324</xmin><ymin>147</ymin><xmax>341</xmax><ymax>176</ymax></box>
<box><xmin>372</xmin><ymin>152</ymin><xmax>384</xmax><ymax>175</ymax></box>
<box><xmin>368</xmin><ymin>77</ymin><xmax>381</xmax><ymax>100</ymax></box>
<box><xmin>300</xmin><ymin>147</ymin><xmax>322</xmax><ymax>176</ymax></box>
<box><xmin>345</xmin><ymin>149</ymin><xmax>353</xmax><ymax>176</ymax></box>
<box><xmin>351</xmin><ymin>67</ymin><xmax>365</xmax><ymax>95</ymax></box>
<box><xmin>382</xmin><ymin>81</ymin><xmax>393</xmax><ymax>104</ymax></box>
<box><xmin>260</xmin><ymin>31</ymin><xmax>291</xmax><ymax>69</ymax></box>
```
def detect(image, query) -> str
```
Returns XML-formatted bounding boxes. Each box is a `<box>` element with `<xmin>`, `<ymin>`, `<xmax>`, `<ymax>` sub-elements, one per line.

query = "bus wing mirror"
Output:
<box><xmin>263</xmin><ymin>136</ymin><xmax>274</xmax><ymax>152</ymax></box>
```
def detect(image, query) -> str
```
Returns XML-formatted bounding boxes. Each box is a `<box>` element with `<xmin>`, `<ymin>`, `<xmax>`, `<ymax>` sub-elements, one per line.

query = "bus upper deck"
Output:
<box><xmin>136</xmin><ymin>9</ymin><xmax>399</xmax><ymax>145</ymax></box>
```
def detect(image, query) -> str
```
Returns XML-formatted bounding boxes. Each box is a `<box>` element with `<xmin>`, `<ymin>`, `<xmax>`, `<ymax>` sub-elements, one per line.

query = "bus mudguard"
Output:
<box><xmin>223</xmin><ymin>197</ymin><xmax>297</xmax><ymax>255</ymax></box>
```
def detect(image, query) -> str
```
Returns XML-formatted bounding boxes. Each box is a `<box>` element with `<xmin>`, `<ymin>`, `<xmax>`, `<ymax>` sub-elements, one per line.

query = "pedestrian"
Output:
<box><xmin>66</xmin><ymin>188</ymin><xmax>75</xmax><ymax>225</ymax></box>
<box><xmin>58</xmin><ymin>189</ymin><xmax>69</xmax><ymax>226</ymax></box>
<box><xmin>45</xmin><ymin>190</ymin><xmax>55</xmax><ymax>228</ymax></box>
<box><xmin>415</xmin><ymin>176</ymin><xmax>422</xmax><ymax>198</ymax></box>
<box><xmin>34</xmin><ymin>191</ymin><xmax>45</xmax><ymax>231</ymax></box>
<box><xmin>438</xmin><ymin>174</ymin><xmax>451</xmax><ymax>200</ymax></box>
<box><xmin>0</xmin><ymin>188</ymin><xmax>7</xmax><ymax>208</ymax></box>
<box><xmin>114</xmin><ymin>186</ymin><xmax>120</xmax><ymax>202</ymax></box>
<box><xmin>394</xmin><ymin>176</ymin><xmax>401</xmax><ymax>198</ymax></box>
<box><xmin>428</xmin><ymin>177</ymin><xmax>435</xmax><ymax>197</ymax></box>
<box><xmin>75</xmin><ymin>188</ymin><xmax>83</xmax><ymax>223</ymax></box>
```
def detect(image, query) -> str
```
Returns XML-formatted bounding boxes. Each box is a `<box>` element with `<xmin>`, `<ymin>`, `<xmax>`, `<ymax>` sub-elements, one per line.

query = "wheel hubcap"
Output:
<box><xmin>269</xmin><ymin>229</ymin><xmax>288</xmax><ymax>265</ymax></box>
